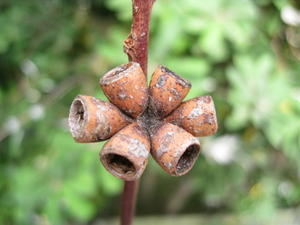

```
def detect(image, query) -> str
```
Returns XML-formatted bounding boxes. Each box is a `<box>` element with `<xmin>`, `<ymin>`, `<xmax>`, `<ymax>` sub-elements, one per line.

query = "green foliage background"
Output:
<box><xmin>1</xmin><ymin>0</ymin><xmax>300</xmax><ymax>224</ymax></box>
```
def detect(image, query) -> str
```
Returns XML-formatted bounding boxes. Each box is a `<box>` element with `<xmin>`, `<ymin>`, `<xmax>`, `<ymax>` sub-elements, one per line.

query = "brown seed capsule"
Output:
<box><xmin>165</xmin><ymin>96</ymin><xmax>218</xmax><ymax>137</ymax></box>
<box><xmin>69</xmin><ymin>95</ymin><xmax>132</xmax><ymax>143</ymax></box>
<box><xmin>149</xmin><ymin>65</ymin><xmax>191</xmax><ymax>118</ymax></box>
<box><xmin>100</xmin><ymin>62</ymin><xmax>148</xmax><ymax>118</ymax></box>
<box><xmin>100</xmin><ymin>122</ymin><xmax>150</xmax><ymax>181</ymax></box>
<box><xmin>151</xmin><ymin>123</ymin><xmax>200</xmax><ymax>176</ymax></box>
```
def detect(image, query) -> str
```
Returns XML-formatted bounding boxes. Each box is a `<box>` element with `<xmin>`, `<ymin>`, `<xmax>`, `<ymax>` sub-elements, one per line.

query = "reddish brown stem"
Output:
<box><xmin>124</xmin><ymin>0</ymin><xmax>155</xmax><ymax>75</ymax></box>
<box><xmin>121</xmin><ymin>0</ymin><xmax>155</xmax><ymax>225</ymax></box>
<box><xmin>121</xmin><ymin>181</ymin><xmax>139</xmax><ymax>225</ymax></box>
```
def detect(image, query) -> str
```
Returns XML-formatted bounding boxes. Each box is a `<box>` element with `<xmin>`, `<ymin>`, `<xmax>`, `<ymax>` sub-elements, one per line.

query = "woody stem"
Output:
<box><xmin>123</xmin><ymin>0</ymin><xmax>155</xmax><ymax>75</ymax></box>
<box><xmin>121</xmin><ymin>0</ymin><xmax>156</xmax><ymax>225</ymax></box>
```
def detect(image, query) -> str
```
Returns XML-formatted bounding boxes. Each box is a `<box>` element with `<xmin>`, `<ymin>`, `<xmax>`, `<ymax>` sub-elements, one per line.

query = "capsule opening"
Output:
<box><xmin>160</xmin><ymin>65</ymin><xmax>191</xmax><ymax>88</ymax></box>
<box><xmin>176</xmin><ymin>144</ymin><xmax>200</xmax><ymax>174</ymax></box>
<box><xmin>104</xmin><ymin>153</ymin><xmax>136</xmax><ymax>177</ymax></box>
<box><xmin>69</xmin><ymin>98</ymin><xmax>87</xmax><ymax>137</ymax></box>
<box><xmin>100</xmin><ymin>62</ymin><xmax>134</xmax><ymax>84</ymax></box>
<box><xmin>73</xmin><ymin>99</ymin><xmax>85</xmax><ymax>123</ymax></box>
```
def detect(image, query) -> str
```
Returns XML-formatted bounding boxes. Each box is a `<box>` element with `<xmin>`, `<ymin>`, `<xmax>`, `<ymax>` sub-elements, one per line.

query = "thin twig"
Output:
<box><xmin>123</xmin><ymin>0</ymin><xmax>155</xmax><ymax>75</ymax></box>
<box><xmin>121</xmin><ymin>0</ymin><xmax>156</xmax><ymax>225</ymax></box>
<box><xmin>121</xmin><ymin>181</ymin><xmax>140</xmax><ymax>225</ymax></box>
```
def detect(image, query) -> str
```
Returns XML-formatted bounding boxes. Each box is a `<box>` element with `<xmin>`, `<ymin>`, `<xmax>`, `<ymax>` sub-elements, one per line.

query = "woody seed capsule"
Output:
<box><xmin>151</xmin><ymin>122</ymin><xmax>200</xmax><ymax>176</ymax></box>
<box><xmin>100</xmin><ymin>122</ymin><xmax>150</xmax><ymax>181</ymax></box>
<box><xmin>100</xmin><ymin>62</ymin><xmax>148</xmax><ymax>118</ymax></box>
<box><xmin>69</xmin><ymin>95</ymin><xmax>132</xmax><ymax>143</ymax></box>
<box><xmin>149</xmin><ymin>65</ymin><xmax>191</xmax><ymax>118</ymax></box>
<box><xmin>165</xmin><ymin>96</ymin><xmax>218</xmax><ymax>137</ymax></box>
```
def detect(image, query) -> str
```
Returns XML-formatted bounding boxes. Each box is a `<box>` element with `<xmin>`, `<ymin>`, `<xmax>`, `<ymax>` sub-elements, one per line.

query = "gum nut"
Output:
<box><xmin>100</xmin><ymin>62</ymin><xmax>148</xmax><ymax>118</ymax></box>
<box><xmin>165</xmin><ymin>96</ymin><xmax>218</xmax><ymax>137</ymax></box>
<box><xmin>100</xmin><ymin>122</ymin><xmax>150</xmax><ymax>181</ymax></box>
<box><xmin>151</xmin><ymin>122</ymin><xmax>200</xmax><ymax>176</ymax></box>
<box><xmin>68</xmin><ymin>95</ymin><xmax>132</xmax><ymax>143</ymax></box>
<box><xmin>149</xmin><ymin>65</ymin><xmax>191</xmax><ymax>118</ymax></box>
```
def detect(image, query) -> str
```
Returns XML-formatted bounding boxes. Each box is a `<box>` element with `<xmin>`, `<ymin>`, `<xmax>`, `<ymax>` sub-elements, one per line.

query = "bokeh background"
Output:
<box><xmin>1</xmin><ymin>0</ymin><xmax>300</xmax><ymax>224</ymax></box>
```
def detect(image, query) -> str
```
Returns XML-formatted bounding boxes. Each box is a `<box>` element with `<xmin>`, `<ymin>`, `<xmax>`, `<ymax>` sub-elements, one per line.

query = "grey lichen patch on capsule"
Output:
<box><xmin>95</xmin><ymin>109</ymin><xmax>110</xmax><ymax>139</ymax></box>
<box><xmin>156</xmin><ymin>131</ymin><xmax>175</xmax><ymax>158</ymax></box>
<box><xmin>91</xmin><ymin>97</ymin><xmax>112</xmax><ymax>140</ymax></box>
<box><xmin>155</xmin><ymin>74</ymin><xmax>168</xmax><ymax>88</ymax></box>
<box><xmin>188</xmin><ymin>104</ymin><xmax>204</xmax><ymax>119</ymax></box>
<box><xmin>169</xmin><ymin>88</ymin><xmax>182</xmax><ymax>100</ymax></box>
<box><xmin>118</xmin><ymin>91</ymin><xmax>127</xmax><ymax>100</ymax></box>
<box><xmin>115</xmin><ymin>132</ymin><xmax>149</xmax><ymax>159</ymax></box>
<box><xmin>117</xmin><ymin>91</ymin><xmax>134</xmax><ymax>100</ymax></box>
<box><xmin>128</xmin><ymin>138</ymin><xmax>149</xmax><ymax>158</ymax></box>
<box><xmin>190</xmin><ymin>96</ymin><xmax>216</xmax><ymax>123</ymax></box>
<box><xmin>187</xmin><ymin>97</ymin><xmax>212</xmax><ymax>119</ymax></box>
